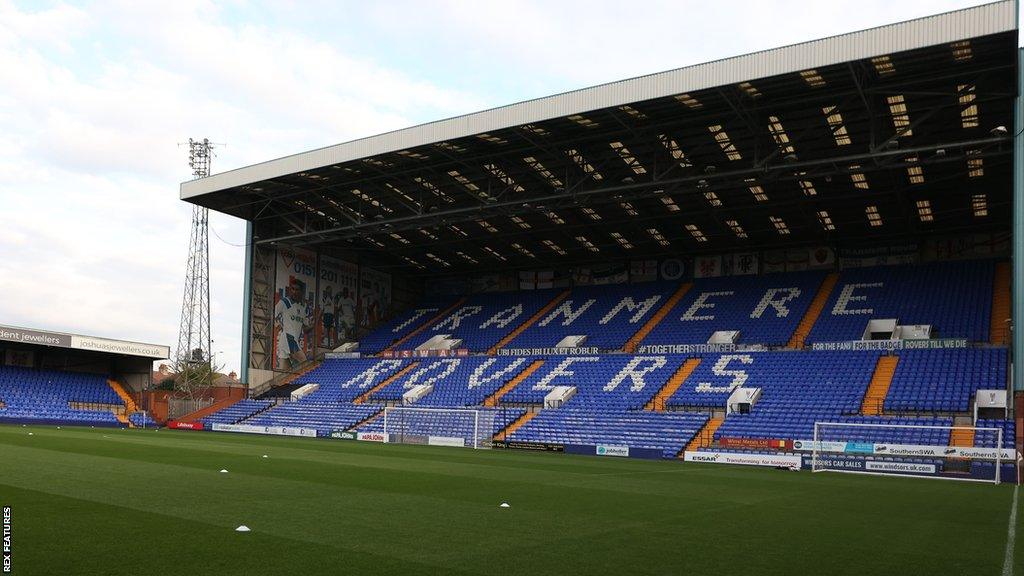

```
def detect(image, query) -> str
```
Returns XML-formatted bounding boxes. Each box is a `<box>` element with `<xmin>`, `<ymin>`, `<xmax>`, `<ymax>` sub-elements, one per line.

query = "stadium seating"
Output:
<box><xmin>199</xmin><ymin>399</ymin><xmax>274</xmax><ymax>426</ymax></box>
<box><xmin>291</xmin><ymin>358</ymin><xmax>413</xmax><ymax>402</ymax></box>
<box><xmin>357</xmin><ymin>406</ymin><xmax>524</xmax><ymax>442</ymax></box>
<box><xmin>510</xmin><ymin>409</ymin><xmax>709</xmax><ymax>457</ymax></box>
<box><xmin>806</xmin><ymin>260</ymin><xmax>993</xmax><ymax>343</ymax></box>
<box><xmin>358</xmin><ymin>296</ymin><xmax>459</xmax><ymax>353</ymax></box>
<box><xmin>504</xmin><ymin>282</ymin><xmax>678</xmax><ymax>351</ymax></box>
<box><xmin>641</xmin><ymin>271</ymin><xmax>826</xmax><ymax>347</ymax></box>
<box><xmin>885</xmin><ymin>348</ymin><xmax>1007</xmax><ymax>412</ymax></box>
<box><xmin>396</xmin><ymin>289</ymin><xmax>561</xmax><ymax>352</ymax></box>
<box><xmin>246</xmin><ymin>401</ymin><xmax>381</xmax><ymax>433</ymax></box>
<box><xmin>0</xmin><ymin>366</ymin><xmax>125</xmax><ymax>426</ymax></box>
<box><xmin>128</xmin><ymin>412</ymin><xmax>157</xmax><ymax>428</ymax></box>
<box><xmin>367</xmin><ymin>356</ymin><xmax>534</xmax><ymax>407</ymax></box>
<box><xmin>500</xmin><ymin>354</ymin><xmax>691</xmax><ymax>411</ymax></box>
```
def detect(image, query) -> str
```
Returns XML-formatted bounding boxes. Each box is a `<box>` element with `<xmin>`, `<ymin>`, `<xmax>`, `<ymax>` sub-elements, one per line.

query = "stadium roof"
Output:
<box><xmin>183</xmin><ymin>1</ymin><xmax>1018</xmax><ymax>275</ymax></box>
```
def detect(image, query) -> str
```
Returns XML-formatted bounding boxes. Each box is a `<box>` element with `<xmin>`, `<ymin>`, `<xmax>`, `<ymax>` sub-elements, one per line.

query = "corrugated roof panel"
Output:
<box><xmin>181</xmin><ymin>1</ymin><xmax>1015</xmax><ymax>200</ymax></box>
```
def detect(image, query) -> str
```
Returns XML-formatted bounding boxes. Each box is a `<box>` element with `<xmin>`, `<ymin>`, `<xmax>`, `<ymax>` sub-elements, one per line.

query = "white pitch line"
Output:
<box><xmin>1002</xmin><ymin>484</ymin><xmax>1018</xmax><ymax>576</ymax></box>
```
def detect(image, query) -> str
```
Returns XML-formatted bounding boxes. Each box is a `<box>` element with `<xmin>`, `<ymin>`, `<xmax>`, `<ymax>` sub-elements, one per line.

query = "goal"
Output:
<box><xmin>382</xmin><ymin>406</ymin><xmax>496</xmax><ymax>449</ymax></box>
<box><xmin>810</xmin><ymin>421</ymin><xmax>1012</xmax><ymax>484</ymax></box>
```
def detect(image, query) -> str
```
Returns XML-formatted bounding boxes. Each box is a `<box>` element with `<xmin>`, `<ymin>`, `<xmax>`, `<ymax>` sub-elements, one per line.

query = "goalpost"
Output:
<box><xmin>810</xmin><ymin>421</ymin><xmax>1012</xmax><ymax>484</ymax></box>
<box><xmin>382</xmin><ymin>406</ymin><xmax>496</xmax><ymax>449</ymax></box>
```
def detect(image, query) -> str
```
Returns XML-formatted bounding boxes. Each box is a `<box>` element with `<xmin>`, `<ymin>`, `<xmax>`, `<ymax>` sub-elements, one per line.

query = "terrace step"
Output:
<box><xmin>383</xmin><ymin>298</ymin><xmax>467</xmax><ymax>354</ymax></box>
<box><xmin>488</xmin><ymin>291</ymin><xmax>571</xmax><ymax>353</ymax></box>
<box><xmin>860</xmin><ymin>356</ymin><xmax>899</xmax><ymax>416</ymax></box>
<box><xmin>949</xmin><ymin>427</ymin><xmax>975</xmax><ymax>448</ymax></box>
<box><xmin>483</xmin><ymin>360</ymin><xmax>545</xmax><ymax>407</ymax></box>
<box><xmin>493</xmin><ymin>410</ymin><xmax>539</xmax><ymax>442</ymax></box>
<box><xmin>990</xmin><ymin>261</ymin><xmax>1011</xmax><ymax>345</ymax></box>
<box><xmin>788</xmin><ymin>272</ymin><xmax>839</xmax><ymax>348</ymax></box>
<box><xmin>114</xmin><ymin>412</ymin><xmax>133</xmax><ymax>428</ymax></box>
<box><xmin>645</xmin><ymin>358</ymin><xmax>701</xmax><ymax>411</ymax></box>
<box><xmin>107</xmin><ymin>379</ymin><xmax>138</xmax><ymax>413</ymax></box>
<box><xmin>682</xmin><ymin>416</ymin><xmax>724</xmax><ymax>455</ymax></box>
<box><xmin>348</xmin><ymin>409</ymin><xmax>385</xmax><ymax>432</ymax></box>
<box><xmin>353</xmin><ymin>362</ymin><xmax>419</xmax><ymax>405</ymax></box>
<box><xmin>623</xmin><ymin>283</ymin><xmax>692</xmax><ymax>353</ymax></box>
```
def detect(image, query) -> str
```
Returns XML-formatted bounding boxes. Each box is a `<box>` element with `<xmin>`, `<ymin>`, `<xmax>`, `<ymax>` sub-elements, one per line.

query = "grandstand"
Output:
<box><xmin>169</xmin><ymin>0</ymin><xmax>1024</xmax><ymax>486</ymax></box>
<box><xmin>0</xmin><ymin>324</ymin><xmax>169</xmax><ymax>427</ymax></box>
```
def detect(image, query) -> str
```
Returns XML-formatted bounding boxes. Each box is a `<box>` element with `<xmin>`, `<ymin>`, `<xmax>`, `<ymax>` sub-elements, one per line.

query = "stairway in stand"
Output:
<box><xmin>493</xmin><ymin>410</ymin><xmax>539</xmax><ymax>442</ymax></box>
<box><xmin>788</xmin><ymin>272</ymin><xmax>839</xmax><ymax>348</ymax></box>
<box><xmin>623</xmin><ymin>283</ymin><xmax>692</xmax><ymax>353</ymax></box>
<box><xmin>990</xmin><ymin>261</ymin><xmax>1011</xmax><ymax>345</ymax></box>
<box><xmin>681</xmin><ymin>417</ymin><xmax>724</xmax><ymax>456</ymax></box>
<box><xmin>488</xmin><ymin>291</ymin><xmax>571</xmax><ymax>354</ymax></box>
<box><xmin>353</xmin><ymin>363</ymin><xmax>419</xmax><ymax>404</ymax></box>
<box><xmin>107</xmin><ymin>379</ymin><xmax>138</xmax><ymax>428</ymax></box>
<box><xmin>483</xmin><ymin>360</ymin><xmax>545</xmax><ymax>407</ymax></box>
<box><xmin>860</xmin><ymin>356</ymin><xmax>899</xmax><ymax>416</ymax></box>
<box><xmin>644</xmin><ymin>359</ymin><xmax>701</xmax><ymax>411</ymax></box>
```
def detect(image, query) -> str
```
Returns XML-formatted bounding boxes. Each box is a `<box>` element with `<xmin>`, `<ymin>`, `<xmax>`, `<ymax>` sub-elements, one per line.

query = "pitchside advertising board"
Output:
<box><xmin>684</xmin><ymin>451</ymin><xmax>802</xmax><ymax>469</ymax></box>
<box><xmin>211</xmin><ymin>423</ymin><xmax>317</xmax><ymax>437</ymax></box>
<box><xmin>791</xmin><ymin>440</ymin><xmax>1014</xmax><ymax>460</ymax></box>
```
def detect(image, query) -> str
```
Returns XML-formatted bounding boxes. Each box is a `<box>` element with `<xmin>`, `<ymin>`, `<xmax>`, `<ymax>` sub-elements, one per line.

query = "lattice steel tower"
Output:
<box><xmin>175</xmin><ymin>138</ymin><xmax>214</xmax><ymax>397</ymax></box>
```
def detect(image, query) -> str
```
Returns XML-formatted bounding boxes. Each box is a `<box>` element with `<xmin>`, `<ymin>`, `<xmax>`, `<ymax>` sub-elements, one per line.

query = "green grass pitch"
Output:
<box><xmin>0</xmin><ymin>424</ymin><xmax>1019</xmax><ymax>576</ymax></box>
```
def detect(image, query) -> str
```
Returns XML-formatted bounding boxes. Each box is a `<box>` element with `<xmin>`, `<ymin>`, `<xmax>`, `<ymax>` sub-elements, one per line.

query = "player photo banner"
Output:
<box><xmin>317</xmin><ymin>255</ymin><xmax>359</xmax><ymax>349</ymax></box>
<box><xmin>359</xmin><ymin>267</ymin><xmax>392</xmax><ymax>329</ymax></box>
<box><xmin>273</xmin><ymin>247</ymin><xmax>317</xmax><ymax>371</ymax></box>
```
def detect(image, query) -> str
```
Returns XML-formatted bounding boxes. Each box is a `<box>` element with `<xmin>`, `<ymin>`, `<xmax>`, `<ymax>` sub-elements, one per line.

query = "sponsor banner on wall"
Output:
<box><xmin>865</xmin><ymin>461</ymin><xmax>936</xmax><ymax>475</ymax></box>
<box><xmin>630</xmin><ymin>260</ymin><xmax>659</xmax><ymax>282</ymax></box>
<box><xmin>359</xmin><ymin>267</ymin><xmax>392</xmax><ymax>328</ymax></box>
<box><xmin>636</xmin><ymin>343</ymin><xmax>738</xmax><ymax>355</ymax></box>
<box><xmin>596</xmin><ymin>445</ymin><xmax>630</xmax><ymax>457</ymax></box>
<box><xmin>694</xmin><ymin>255</ymin><xmax>722</xmax><ymax>278</ymax></box>
<box><xmin>497</xmin><ymin>347</ymin><xmax>601</xmax><ymax>356</ymax></box>
<box><xmin>659</xmin><ymin>259</ymin><xmax>686</xmax><ymax>281</ymax></box>
<box><xmin>318</xmin><ymin>255</ymin><xmax>359</xmax><ymax>348</ymax></box>
<box><xmin>762</xmin><ymin>250</ymin><xmax>786</xmax><ymax>274</ymax></box>
<box><xmin>808</xmin><ymin>246</ymin><xmax>835</xmax><ymax>269</ymax></box>
<box><xmin>838</xmin><ymin>244</ymin><xmax>918</xmax><ymax>268</ymax></box>
<box><xmin>495</xmin><ymin>440</ymin><xmax>565</xmax><ymax>452</ymax></box>
<box><xmin>378</xmin><ymin>349</ymin><xmax>470</xmax><ymax>359</ymax></box>
<box><xmin>802</xmin><ymin>456</ymin><xmax>866</xmax><ymax>471</ymax></box>
<box><xmin>0</xmin><ymin>324</ymin><xmax>169</xmax><ymax>359</ymax></box>
<box><xmin>167</xmin><ymin>421</ymin><xmax>204</xmax><ymax>430</ymax></box>
<box><xmin>428</xmin><ymin>436</ymin><xmax>466</xmax><ymax>447</ymax></box>
<box><xmin>274</xmin><ymin>247</ymin><xmax>317</xmax><ymax>370</ymax></box>
<box><xmin>791</xmin><ymin>440</ymin><xmax>1011</xmax><ymax>460</ymax></box>
<box><xmin>357</xmin><ymin>432</ymin><xmax>386</xmax><ymax>442</ymax></box>
<box><xmin>810</xmin><ymin>339</ymin><xmax>968</xmax><ymax>351</ymax></box>
<box><xmin>924</xmin><ymin>233</ymin><xmax>1010</xmax><ymax>261</ymax></box>
<box><xmin>212</xmin><ymin>423</ymin><xmax>317</xmax><ymax>437</ymax></box>
<box><xmin>723</xmin><ymin>253</ymin><xmax>759</xmax><ymax>276</ymax></box>
<box><xmin>792</xmin><ymin>440</ymin><xmax>848</xmax><ymax>453</ymax></box>
<box><xmin>718</xmin><ymin>437</ymin><xmax>792</xmax><ymax>450</ymax></box>
<box><xmin>684</xmin><ymin>451</ymin><xmax>802</xmax><ymax>469</ymax></box>
<box><xmin>329</xmin><ymin>430</ymin><xmax>357</xmax><ymax>440</ymax></box>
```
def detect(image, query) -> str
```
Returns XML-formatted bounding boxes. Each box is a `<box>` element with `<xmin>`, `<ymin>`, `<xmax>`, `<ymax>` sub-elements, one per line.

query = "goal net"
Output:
<box><xmin>382</xmin><ymin>407</ymin><xmax>496</xmax><ymax>449</ymax></box>
<box><xmin>810</xmin><ymin>422</ymin><xmax>1012</xmax><ymax>484</ymax></box>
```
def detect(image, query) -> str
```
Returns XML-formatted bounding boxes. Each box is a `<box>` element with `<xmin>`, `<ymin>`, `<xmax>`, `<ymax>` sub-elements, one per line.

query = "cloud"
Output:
<box><xmin>0</xmin><ymin>0</ymin><xmax>996</xmax><ymax>376</ymax></box>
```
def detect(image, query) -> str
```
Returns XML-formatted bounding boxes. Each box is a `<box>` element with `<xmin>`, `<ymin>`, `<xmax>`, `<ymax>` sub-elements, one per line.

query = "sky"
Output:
<box><xmin>0</xmin><ymin>0</ymin><xmax>1001</xmax><ymax>375</ymax></box>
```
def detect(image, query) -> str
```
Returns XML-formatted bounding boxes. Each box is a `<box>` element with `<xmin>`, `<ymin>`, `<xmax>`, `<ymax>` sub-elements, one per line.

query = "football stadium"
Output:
<box><xmin>3</xmin><ymin>2</ymin><xmax>1024</xmax><ymax>575</ymax></box>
